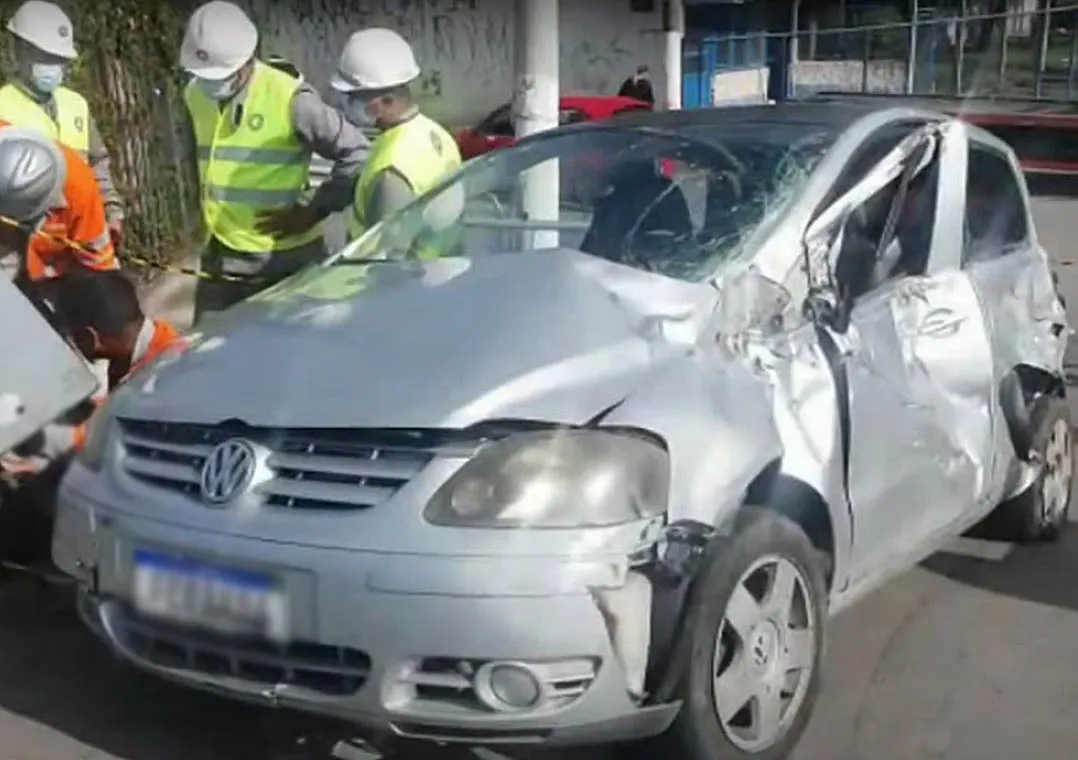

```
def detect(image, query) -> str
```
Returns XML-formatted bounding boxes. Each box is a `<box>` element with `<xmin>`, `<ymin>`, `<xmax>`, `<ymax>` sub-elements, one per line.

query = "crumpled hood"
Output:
<box><xmin>118</xmin><ymin>250</ymin><xmax>717</xmax><ymax>429</ymax></box>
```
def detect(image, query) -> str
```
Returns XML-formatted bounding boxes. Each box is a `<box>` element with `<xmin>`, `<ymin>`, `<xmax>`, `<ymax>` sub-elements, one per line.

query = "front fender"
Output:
<box><xmin>599</xmin><ymin>352</ymin><xmax>781</xmax><ymax>528</ymax></box>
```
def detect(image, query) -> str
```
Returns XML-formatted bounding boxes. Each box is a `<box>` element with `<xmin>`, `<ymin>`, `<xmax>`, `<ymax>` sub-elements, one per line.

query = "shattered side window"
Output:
<box><xmin>827</xmin><ymin>121</ymin><xmax>925</xmax><ymax>203</ymax></box>
<box><xmin>826</xmin><ymin>131</ymin><xmax>942</xmax><ymax>300</ymax></box>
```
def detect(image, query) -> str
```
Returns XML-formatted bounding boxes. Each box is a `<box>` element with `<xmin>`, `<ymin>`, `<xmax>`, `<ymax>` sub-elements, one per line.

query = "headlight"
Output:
<box><xmin>423</xmin><ymin>429</ymin><xmax>669</xmax><ymax>528</ymax></box>
<box><xmin>77</xmin><ymin>395</ymin><xmax>117</xmax><ymax>472</ymax></box>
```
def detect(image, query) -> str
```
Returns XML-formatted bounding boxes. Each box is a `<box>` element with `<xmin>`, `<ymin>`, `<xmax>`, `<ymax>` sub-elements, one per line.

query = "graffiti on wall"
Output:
<box><xmin>249</xmin><ymin>0</ymin><xmax>663</xmax><ymax>125</ymax></box>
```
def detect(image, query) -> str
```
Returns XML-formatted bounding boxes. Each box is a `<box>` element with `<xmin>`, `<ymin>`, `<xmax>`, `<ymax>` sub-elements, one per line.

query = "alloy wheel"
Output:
<box><xmin>711</xmin><ymin>555</ymin><xmax>817</xmax><ymax>752</ymax></box>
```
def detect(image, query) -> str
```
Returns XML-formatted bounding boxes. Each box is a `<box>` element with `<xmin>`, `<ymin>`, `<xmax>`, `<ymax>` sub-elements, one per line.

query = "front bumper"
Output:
<box><xmin>53</xmin><ymin>479</ymin><xmax>679</xmax><ymax>746</ymax></box>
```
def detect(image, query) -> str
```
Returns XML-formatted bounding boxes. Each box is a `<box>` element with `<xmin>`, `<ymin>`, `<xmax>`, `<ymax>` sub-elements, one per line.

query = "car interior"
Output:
<box><xmin>579</xmin><ymin>158</ymin><xmax>695</xmax><ymax>268</ymax></box>
<box><xmin>832</xmin><ymin>152</ymin><xmax>941</xmax><ymax>303</ymax></box>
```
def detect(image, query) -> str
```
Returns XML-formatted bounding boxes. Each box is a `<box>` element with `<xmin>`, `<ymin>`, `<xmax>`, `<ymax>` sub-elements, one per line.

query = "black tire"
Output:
<box><xmin>637</xmin><ymin>507</ymin><xmax>829</xmax><ymax>760</ymax></box>
<box><xmin>979</xmin><ymin>394</ymin><xmax>1073</xmax><ymax>543</ymax></box>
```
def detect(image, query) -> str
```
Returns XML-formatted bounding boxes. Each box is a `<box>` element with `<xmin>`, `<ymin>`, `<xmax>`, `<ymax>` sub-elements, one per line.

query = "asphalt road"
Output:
<box><xmin>3</xmin><ymin>195</ymin><xmax>1078</xmax><ymax>760</ymax></box>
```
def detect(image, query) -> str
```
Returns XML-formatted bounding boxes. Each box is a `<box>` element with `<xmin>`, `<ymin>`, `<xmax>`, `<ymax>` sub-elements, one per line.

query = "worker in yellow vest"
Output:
<box><xmin>0</xmin><ymin>1</ymin><xmax>124</xmax><ymax>247</ymax></box>
<box><xmin>331</xmin><ymin>28</ymin><xmax>461</xmax><ymax>245</ymax></box>
<box><xmin>180</xmin><ymin>1</ymin><xmax>369</xmax><ymax>321</ymax></box>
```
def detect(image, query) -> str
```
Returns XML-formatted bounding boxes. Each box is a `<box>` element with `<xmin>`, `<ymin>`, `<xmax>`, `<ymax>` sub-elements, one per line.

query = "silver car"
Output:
<box><xmin>53</xmin><ymin>103</ymin><xmax>1071</xmax><ymax>760</ymax></box>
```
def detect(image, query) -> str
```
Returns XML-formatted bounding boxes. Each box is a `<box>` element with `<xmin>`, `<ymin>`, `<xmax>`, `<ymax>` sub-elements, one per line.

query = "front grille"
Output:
<box><xmin>118</xmin><ymin>420</ymin><xmax>437</xmax><ymax>511</ymax></box>
<box><xmin>115</xmin><ymin>605</ymin><xmax>371</xmax><ymax>696</ymax></box>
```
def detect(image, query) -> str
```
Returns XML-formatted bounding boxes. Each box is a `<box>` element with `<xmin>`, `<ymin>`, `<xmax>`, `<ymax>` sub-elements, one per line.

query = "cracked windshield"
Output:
<box><xmin>1</xmin><ymin>1</ymin><xmax>1077</xmax><ymax>759</ymax></box>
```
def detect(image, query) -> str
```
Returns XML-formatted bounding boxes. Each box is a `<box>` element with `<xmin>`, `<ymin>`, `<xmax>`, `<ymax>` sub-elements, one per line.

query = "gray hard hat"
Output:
<box><xmin>0</xmin><ymin>127</ymin><xmax>65</xmax><ymax>223</ymax></box>
<box><xmin>180</xmin><ymin>0</ymin><xmax>258</xmax><ymax>79</ymax></box>
<box><xmin>6</xmin><ymin>0</ymin><xmax>77</xmax><ymax>60</ymax></box>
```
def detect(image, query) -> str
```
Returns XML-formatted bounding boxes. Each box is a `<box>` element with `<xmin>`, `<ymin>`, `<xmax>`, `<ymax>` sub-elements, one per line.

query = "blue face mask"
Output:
<box><xmin>29</xmin><ymin>63</ymin><xmax>65</xmax><ymax>94</ymax></box>
<box><xmin>195</xmin><ymin>74</ymin><xmax>240</xmax><ymax>101</ymax></box>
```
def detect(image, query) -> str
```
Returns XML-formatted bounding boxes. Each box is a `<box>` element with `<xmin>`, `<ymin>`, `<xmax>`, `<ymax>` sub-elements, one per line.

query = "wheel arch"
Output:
<box><xmin>642</xmin><ymin>458</ymin><xmax>838</xmax><ymax>704</ymax></box>
<box><xmin>741</xmin><ymin>459</ymin><xmax>836</xmax><ymax>588</ymax></box>
<box><xmin>999</xmin><ymin>363</ymin><xmax>1066</xmax><ymax>460</ymax></box>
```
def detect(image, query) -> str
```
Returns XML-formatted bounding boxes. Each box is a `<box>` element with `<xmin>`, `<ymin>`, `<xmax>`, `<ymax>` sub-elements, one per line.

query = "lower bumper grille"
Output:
<box><xmin>113</xmin><ymin>605</ymin><xmax>371</xmax><ymax>696</ymax></box>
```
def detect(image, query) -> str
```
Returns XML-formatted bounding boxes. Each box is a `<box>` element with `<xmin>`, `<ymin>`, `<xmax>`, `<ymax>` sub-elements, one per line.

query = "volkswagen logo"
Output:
<box><xmin>199</xmin><ymin>439</ymin><xmax>256</xmax><ymax>504</ymax></box>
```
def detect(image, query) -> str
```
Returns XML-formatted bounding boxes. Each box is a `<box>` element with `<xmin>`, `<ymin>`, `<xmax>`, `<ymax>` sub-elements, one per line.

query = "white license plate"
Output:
<box><xmin>132</xmin><ymin>550</ymin><xmax>289</xmax><ymax>641</ymax></box>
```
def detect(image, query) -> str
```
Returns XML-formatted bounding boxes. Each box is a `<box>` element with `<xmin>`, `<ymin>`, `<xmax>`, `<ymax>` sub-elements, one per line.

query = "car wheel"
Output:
<box><xmin>641</xmin><ymin>508</ymin><xmax>828</xmax><ymax>760</ymax></box>
<box><xmin>984</xmin><ymin>395</ymin><xmax>1073</xmax><ymax>543</ymax></box>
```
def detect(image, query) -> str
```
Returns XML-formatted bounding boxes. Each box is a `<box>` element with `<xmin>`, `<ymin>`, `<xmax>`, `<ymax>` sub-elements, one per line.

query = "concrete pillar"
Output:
<box><xmin>514</xmin><ymin>0</ymin><xmax>560</xmax><ymax>249</ymax></box>
<box><xmin>662</xmin><ymin>0</ymin><xmax>685</xmax><ymax>109</ymax></box>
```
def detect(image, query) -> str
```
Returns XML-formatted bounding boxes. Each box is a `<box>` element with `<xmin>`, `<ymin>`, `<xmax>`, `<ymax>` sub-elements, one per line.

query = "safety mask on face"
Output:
<box><xmin>195</xmin><ymin>74</ymin><xmax>240</xmax><ymax>102</ymax></box>
<box><xmin>344</xmin><ymin>96</ymin><xmax>376</xmax><ymax>127</ymax></box>
<box><xmin>29</xmin><ymin>63</ymin><xmax>65</xmax><ymax>94</ymax></box>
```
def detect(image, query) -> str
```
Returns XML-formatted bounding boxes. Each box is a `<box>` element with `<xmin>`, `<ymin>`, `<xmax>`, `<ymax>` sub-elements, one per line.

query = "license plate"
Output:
<box><xmin>132</xmin><ymin>550</ymin><xmax>289</xmax><ymax>641</ymax></box>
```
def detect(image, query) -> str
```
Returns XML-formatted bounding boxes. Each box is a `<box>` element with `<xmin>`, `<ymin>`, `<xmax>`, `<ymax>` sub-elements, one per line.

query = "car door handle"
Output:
<box><xmin>918</xmin><ymin>309</ymin><xmax>966</xmax><ymax>337</ymax></box>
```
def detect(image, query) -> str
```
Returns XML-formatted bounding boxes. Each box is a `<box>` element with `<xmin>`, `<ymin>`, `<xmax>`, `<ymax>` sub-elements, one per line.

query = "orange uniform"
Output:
<box><xmin>124</xmin><ymin>318</ymin><xmax>183</xmax><ymax>382</ymax></box>
<box><xmin>73</xmin><ymin>319</ymin><xmax>185</xmax><ymax>451</ymax></box>
<box><xmin>0</xmin><ymin>119</ymin><xmax>119</xmax><ymax>281</ymax></box>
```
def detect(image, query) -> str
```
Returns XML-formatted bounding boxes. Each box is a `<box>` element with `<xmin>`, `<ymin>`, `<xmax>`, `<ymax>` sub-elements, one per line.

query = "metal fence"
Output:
<box><xmin>685</xmin><ymin>2</ymin><xmax>1078</xmax><ymax>107</ymax></box>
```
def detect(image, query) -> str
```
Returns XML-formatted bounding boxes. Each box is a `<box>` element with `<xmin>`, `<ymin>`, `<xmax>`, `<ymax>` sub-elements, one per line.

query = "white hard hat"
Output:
<box><xmin>6</xmin><ymin>1</ymin><xmax>77</xmax><ymax>60</ymax></box>
<box><xmin>180</xmin><ymin>0</ymin><xmax>258</xmax><ymax>80</ymax></box>
<box><xmin>331</xmin><ymin>28</ymin><xmax>420</xmax><ymax>93</ymax></box>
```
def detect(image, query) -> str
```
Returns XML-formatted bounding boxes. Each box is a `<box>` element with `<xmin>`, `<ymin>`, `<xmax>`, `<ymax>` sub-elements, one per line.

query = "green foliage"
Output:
<box><xmin>0</xmin><ymin>0</ymin><xmax>202</xmax><ymax>273</ymax></box>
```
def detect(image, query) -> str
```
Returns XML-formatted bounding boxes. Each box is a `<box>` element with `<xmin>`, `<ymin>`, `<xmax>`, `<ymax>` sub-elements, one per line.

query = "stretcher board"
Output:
<box><xmin>0</xmin><ymin>276</ymin><xmax>98</xmax><ymax>454</ymax></box>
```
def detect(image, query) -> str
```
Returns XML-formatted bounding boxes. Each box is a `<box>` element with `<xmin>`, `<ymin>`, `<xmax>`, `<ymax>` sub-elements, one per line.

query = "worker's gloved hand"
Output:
<box><xmin>108</xmin><ymin>218</ymin><xmax>124</xmax><ymax>252</ymax></box>
<box><xmin>253</xmin><ymin>204</ymin><xmax>320</xmax><ymax>237</ymax></box>
<box><xmin>0</xmin><ymin>452</ymin><xmax>50</xmax><ymax>478</ymax></box>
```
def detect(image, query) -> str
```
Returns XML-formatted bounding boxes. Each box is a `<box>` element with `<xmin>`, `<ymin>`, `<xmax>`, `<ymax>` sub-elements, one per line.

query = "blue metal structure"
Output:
<box><xmin>683</xmin><ymin>0</ymin><xmax>771</xmax><ymax>107</ymax></box>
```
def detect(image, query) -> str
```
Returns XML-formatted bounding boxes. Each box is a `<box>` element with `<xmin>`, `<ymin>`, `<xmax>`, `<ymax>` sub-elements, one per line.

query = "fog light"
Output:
<box><xmin>474</xmin><ymin>662</ymin><xmax>543</xmax><ymax>712</ymax></box>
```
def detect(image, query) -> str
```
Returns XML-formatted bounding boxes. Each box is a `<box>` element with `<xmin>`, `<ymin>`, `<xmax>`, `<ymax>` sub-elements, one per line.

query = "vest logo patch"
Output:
<box><xmin>247</xmin><ymin>113</ymin><xmax>264</xmax><ymax>131</ymax></box>
<box><xmin>73</xmin><ymin>116</ymin><xmax>84</xmax><ymax>132</ymax></box>
<box><xmin>429</xmin><ymin>129</ymin><xmax>443</xmax><ymax>156</ymax></box>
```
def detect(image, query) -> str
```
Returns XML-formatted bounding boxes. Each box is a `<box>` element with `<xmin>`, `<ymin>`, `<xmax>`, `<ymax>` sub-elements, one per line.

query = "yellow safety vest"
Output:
<box><xmin>347</xmin><ymin>112</ymin><xmax>462</xmax><ymax>255</ymax></box>
<box><xmin>184</xmin><ymin>61</ymin><xmax>322</xmax><ymax>254</ymax></box>
<box><xmin>0</xmin><ymin>83</ymin><xmax>90</xmax><ymax>156</ymax></box>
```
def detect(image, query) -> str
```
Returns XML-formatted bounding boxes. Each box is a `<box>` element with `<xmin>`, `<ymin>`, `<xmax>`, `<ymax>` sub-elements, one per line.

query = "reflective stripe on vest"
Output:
<box><xmin>0</xmin><ymin>83</ymin><xmax>90</xmax><ymax>155</ymax></box>
<box><xmin>347</xmin><ymin>112</ymin><xmax>462</xmax><ymax>248</ymax></box>
<box><xmin>184</xmin><ymin>61</ymin><xmax>321</xmax><ymax>254</ymax></box>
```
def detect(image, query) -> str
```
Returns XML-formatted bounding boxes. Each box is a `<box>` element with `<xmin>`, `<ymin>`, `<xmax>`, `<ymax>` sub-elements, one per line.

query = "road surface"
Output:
<box><xmin>2</xmin><ymin>196</ymin><xmax>1078</xmax><ymax>760</ymax></box>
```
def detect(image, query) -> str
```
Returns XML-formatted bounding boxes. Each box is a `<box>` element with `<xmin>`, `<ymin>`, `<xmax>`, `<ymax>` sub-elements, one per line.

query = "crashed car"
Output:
<box><xmin>53</xmin><ymin>103</ymin><xmax>1071</xmax><ymax>760</ymax></box>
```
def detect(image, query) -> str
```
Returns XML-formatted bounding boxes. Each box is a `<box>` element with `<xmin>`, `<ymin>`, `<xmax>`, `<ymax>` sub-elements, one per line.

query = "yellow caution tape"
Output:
<box><xmin>0</xmin><ymin>213</ymin><xmax>266</xmax><ymax>284</ymax></box>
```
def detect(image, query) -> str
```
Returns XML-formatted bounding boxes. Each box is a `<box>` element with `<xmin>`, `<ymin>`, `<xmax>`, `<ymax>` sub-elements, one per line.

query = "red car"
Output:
<box><xmin>455</xmin><ymin>95</ymin><xmax>652</xmax><ymax>159</ymax></box>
